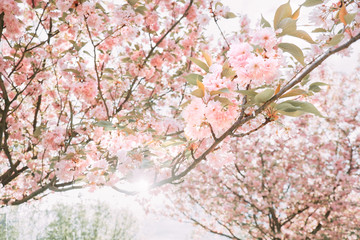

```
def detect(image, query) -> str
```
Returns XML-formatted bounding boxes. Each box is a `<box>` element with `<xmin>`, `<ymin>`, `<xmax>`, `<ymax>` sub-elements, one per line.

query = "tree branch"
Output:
<box><xmin>148</xmin><ymin>32</ymin><xmax>360</xmax><ymax>190</ymax></box>
<box><xmin>115</xmin><ymin>0</ymin><xmax>194</xmax><ymax>115</ymax></box>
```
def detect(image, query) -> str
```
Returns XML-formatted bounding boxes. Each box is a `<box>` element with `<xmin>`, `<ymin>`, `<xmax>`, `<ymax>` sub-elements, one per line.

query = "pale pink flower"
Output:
<box><xmin>184</xmin><ymin>123</ymin><xmax>211</xmax><ymax>140</ymax></box>
<box><xmin>55</xmin><ymin>160</ymin><xmax>76</xmax><ymax>182</ymax></box>
<box><xmin>72</xmin><ymin>80</ymin><xmax>98</xmax><ymax>103</ymax></box>
<box><xmin>182</xmin><ymin>98</ymin><xmax>206</xmax><ymax>126</ymax></box>
<box><xmin>197</xmin><ymin>14</ymin><xmax>210</xmax><ymax>25</ymax></box>
<box><xmin>205</xmin><ymin>100</ymin><xmax>238</xmax><ymax>134</ymax></box>
<box><xmin>239</xmin><ymin>15</ymin><xmax>251</xmax><ymax>32</ymax></box>
<box><xmin>93</xmin><ymin>127</ymin><xmax>104</xmax><ymax>142</ymax></box>
<box><xmin>252</xmin><ymin>28</ymin><xmax>278</xmax><ymax>50</ymax></box>
<box><xmin>87</xmin><ymin>13</ymin><xmax>102</xmax><ymax>29</ymax></box>
<box><xmin>146</xmin><ymin>12</ymin><xmax>159</xmax><ymax>31</ymax></box>
<box><xmin>3</xmin><ymin>14</ymin><xmax>22</xmax><ymax>37</ymax></box>
<box><xmin>202</xmin><ymin>63</ymin><xmax>230</xmax><ymax>91</ymax></box>
<box><xmin>183</xmin><ymin>98</ymin><xmax>210</xmax><ymax>139</ymax></box>
<box><xmin>92</xmin><ymin>159</ymin><xmax>108</xmax><ymax>169</ymax></box>
<box><xmin>233</xmin><ymin>55</ymin><xmax>264</xmax><ymax>85</ymax></box>
<box><xmin>150</xmin><ymin>55</ymin><xmax>164</xmax><ymax>69</ymax></box>
<box><xmin>56</xmin><ymin>0</ymin><xmax>74</xmax><ymax>12</ymax></box>
<box><xmin>186</xmin><ymin>5</ymin><xmax>197</xmax><ymax>22</ymax></box>
<box><xmin>228</xmin><ymin>42</ymin><xmax>252</xmax><ymax>69</ymax></box>
<box><xmin>87</xmin><ymin>172</ymin><xmax>106</xmax><ymax>185</ymax></box>
<box><xmin>43</xmin><ymin>126</ymin><xmax>66</xmax><ymax>150</ymax></box>
<box><xmin>214</xmin><ymin>4</ymin><xmax>230</xmax><ymax>17</ymax></box>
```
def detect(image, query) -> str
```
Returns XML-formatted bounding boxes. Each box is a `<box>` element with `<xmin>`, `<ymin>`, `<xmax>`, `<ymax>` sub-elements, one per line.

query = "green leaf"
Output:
<box><xmin>327</xmin><ymin>34</ymin><xmax>344</xmax><ymax>46</ymax></box>
<box><xmin>278</xmin><ymin>42</ymin><xmax>305</xmax><ymax>66</ymax></box>
<box><xmin>214</xmin><ymin>96</ymin><xmax>233</xmax><ymax>106</ymax></box>
<box><xmin>95</xmin><ymin>3</ymin><xmax>106</xmax><ymax>13</ymax></box>
<box><xmin>236</xmin><ymin>90</ymin><xmax>258</xmax><ymax>97</ymax></box>
<box><xmin>104</xmin><ymin>68</ymin><xmax>114</xmax><ymax>73</ymax></box>
<box><xmin>191</xmin><ymin>88</ymin><xmax>205</xmax><ymax>98</ymax></box>
<box><xmin>261</xmin><ymin>14</ymin><xmax>271</xmax><ymax>28</ymax></box>
<box><xmin>210</xmin><ymin>88</ymin><xmax>230</xmax><ymax>95</ymax></box>
<box><xmin>294</xmin><ymin>102</ymin><xmax>323</xmax><ymax>117</ymax></box>
<box><xmin>221</xmin><ymin>67</ymin><xmax>236</xmax><ymax>79</ymax></box>
<box><xmin>94</xmin><ymin>121</ymin><xmax>115</xmax><ymax>130</ymax></box>
<box><xmin>64</xmin><ymin>153</ymin><xmax>76</xmax><ymax>160</ymax></box>
<box><xmin>69</xmin><ymin>40</ymin><xmax>84</xmax><ymax>51</ymax></box>
<box><xmin>24</xmin><ymin>52</ymin><xmax>32</xmax><ymax>58</ymax></box>
<box><xmin>29</xmin><ymin>32</ymin><xmax>38</xmax><ymax>38</ymax></box>
<box><xmin>122</xmin><ymin>57</ymin><xmax>131</xmax><ymax>62</ymax></box>
<box><xmin>122</xmin><ymin>127</ymin><xmax>135</xmax><ymax>135</ymax></box>
<box><xmin>274</xmin><ymin>1</ymin><xmax>292</xmax><ymax>29</ymax></box>
<box><xmin>102</xmin><ymin>76</ymin><xmax>113</xmax><ymax>80</ymax></box>
<box><xmin>84</xmin><ymin>50</ymin><xmax>92</xmax><ymax>57</ymax></box>
<box><xmin>312</xmin><ymin>28</ymin><xmax>327</xmax><ymax>33</ymax></box>
<box><xmin>63</xmin><ymin>69</ymin><xmax>81</xmax><ymax>75</ymax></box>
<box><xmin>288</xmin><ymin>30</ymin><xmax>316</xmax><ymax>44</ymax></box>
<box><xmin>344</xmin><ymin>13</ymin><xmax>357</xmax><ymax>25</ymax></box>
<box><xmin>189</xmin><ymin>57</ymin><xmax>209</xmax><ymax>73</ymax></box>
<box><xmin>127</xmin><ymin>0</ymin><xmax>139</xmax><ymax>6</ymax></box>
<box><xmin>255</xmin><ymin>89</ymin><xmax>274</xmax><ymax>104</ymax></box>
<box><xmin>276</xmin><ymin>104</ymin><xmax>303</xmax><ymax>117</ymax></box>
<box><xmin>34</xmin><ymin>124</ymin><xmax>46</xmax><ymax>138</ymax></box>
<box><xmin>180</xmin><ymin>100</ymin><xmax>191</xmax><ymax>109</ymax></box>
<box><xmin>162</xmin><ymin>140</ymin><xmax>185</xmax><ymax>148</ymax></box>
<box><xmin>224</xmin><ymin>12</ymin><xmax>236</xmax><ymax>19</ymax></box>
<box><xmin>3</xmin><ymin>56</ymin><xmax>13</xmax><ymax>60</ymax></box>
<box><xmin>302</xmin><ymin>0</ymin><xmax>323</xmax><ymax>7</ymax></box>
<box><xmin>309</xmin><ymin>82</ymin><xmax>328</xmax><ymax>92</ymax></box>
<box><xmin>280</xmin><ymin>88</ymin><xmax>307</xmax><ymax>98</ymax></box>
<box><xmin>275</xmin><ymin>100</ymin><xmax>323</xmax><ymax>117</ymax></box>
<box><xmin>135</xmin><ymin>6</ymin><xmax>147</xmax><ymax>15</ymax></box>
<box><xmin>201</xmin><ymin>51</ymin><xmax>212</xmax><ymax>66</ymax></box>
<box><xmin>301</xmin><ymin>74</ymin><xmax>310</xmax><ymax>86</ymax></box>
<box><xmin>184</xmin><ymin>74</ymin><xmax>203</xmax><ymax>85</ymax></box>
<box><xmin>215</xmin><ymin>2</ymin><xmax>223</xmax><ymax>8</ymax></box>
<box><xmin>277</xmin><ymin>18</ymin><xmax>297</xmax><ymax>34</ymax></box>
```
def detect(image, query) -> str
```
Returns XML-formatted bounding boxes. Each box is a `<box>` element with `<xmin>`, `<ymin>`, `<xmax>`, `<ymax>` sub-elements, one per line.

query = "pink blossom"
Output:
<box><xmin>197</xmin><ymin>14</ymin><xmax>210</xmax><ymax>25</ymax></box>
<box><xmin>252</xmin><ymin>28</ymin><xmax>278</xmax><ymax>50</ymax></box>
<box><xmin>214</xmin><ymin>4</ymin><xmax>230</xmax><ymax>17</ymax></box>
<box><xmin>205</xmin><ymin>100</ymin><xmax>238</xmax><ymax>134</ymax></box>
<box><xmin>182</xmin><ymin>98</ymin><xmax>206</xmax><ymax>126</ymax></box>
<box><xmin>72</xmin><ymin>80</ymin><xmax>98</xmax><ymax>103</ymax></box>
<box><xmin>87</xmin><ymin>13</ymin><xmax>102</xmax><ymax>29</ymax></box>
<box><xmin>55</xmin><ymin>160</ymin><xmax>76</xmax><ymax>182</ymax></box>
<box><xmin>56</xmin><ymin>0</ymin><xmax>75</xmax><ymax>12</ymax></box>
<box><xmin>150</xmin><ymin>55</ymin><xmax>164</xmax><ymax>69</ymax></box>
<box><xmin>184</xmin><ymin>123</ymin><xmax>211</xmax><ymax>140</ymax></box>
<box><xmin>227</xmin><ymin>42</ymin><xmax>252</xmax><ymax>74</ymax></box>
<box><xmin>146</xmin><ymin>12</ymin><xmax>159</xmax><ymax>31</ymax></box>
<box><xmin>202</xmin><ymin>63</ymin><xmax>230</xmax><ymax>91</ymax></box>
<box><xmin>42</xmin><ymin>127</ymin><xmax>66</xmax><ymax>150</ymax></box>
<box><xmin>186</xmin><ymin>5</ymin><xmax>197</xmax><ymax>22</ymax></box>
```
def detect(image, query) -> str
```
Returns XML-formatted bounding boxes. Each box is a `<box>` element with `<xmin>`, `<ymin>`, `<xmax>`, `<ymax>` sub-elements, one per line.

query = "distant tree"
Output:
<box><xmin>0</xmin><ymin>202</ymin><xmax>137</xmax><ymax>240</ymax></box>
<box><xmin>0</xmin><ymin>212</ymin><xmax>18</xmax><ymax>240</ymax></box>
<box><xmin>167</xmin><ymin>68</ymin><xmax>360</xmax><ymax>239</ymax></box>
<box><xmin>41</xmin><ymin>203</ymin><xmax>137</xmax><ymax>240</ymax></box>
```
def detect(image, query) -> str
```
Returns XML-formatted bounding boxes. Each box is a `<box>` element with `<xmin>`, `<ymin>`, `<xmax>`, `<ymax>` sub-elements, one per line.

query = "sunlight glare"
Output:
<box><xmin>133</xmin><ymin>179</ymin><xmax>150</xmax><ymax>193</ymax></box>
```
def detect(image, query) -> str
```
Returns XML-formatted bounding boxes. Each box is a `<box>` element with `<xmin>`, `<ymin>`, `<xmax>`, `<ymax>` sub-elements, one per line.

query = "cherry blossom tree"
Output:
<box><xmin>166</xmin><ymin>66</ymin><xmax>360</xmax><ymax>239</ymax></box>
<box><xmin>0</xmin><ymin>0</ymin><xmax>359</xmax><ymax>207</ymax></box>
